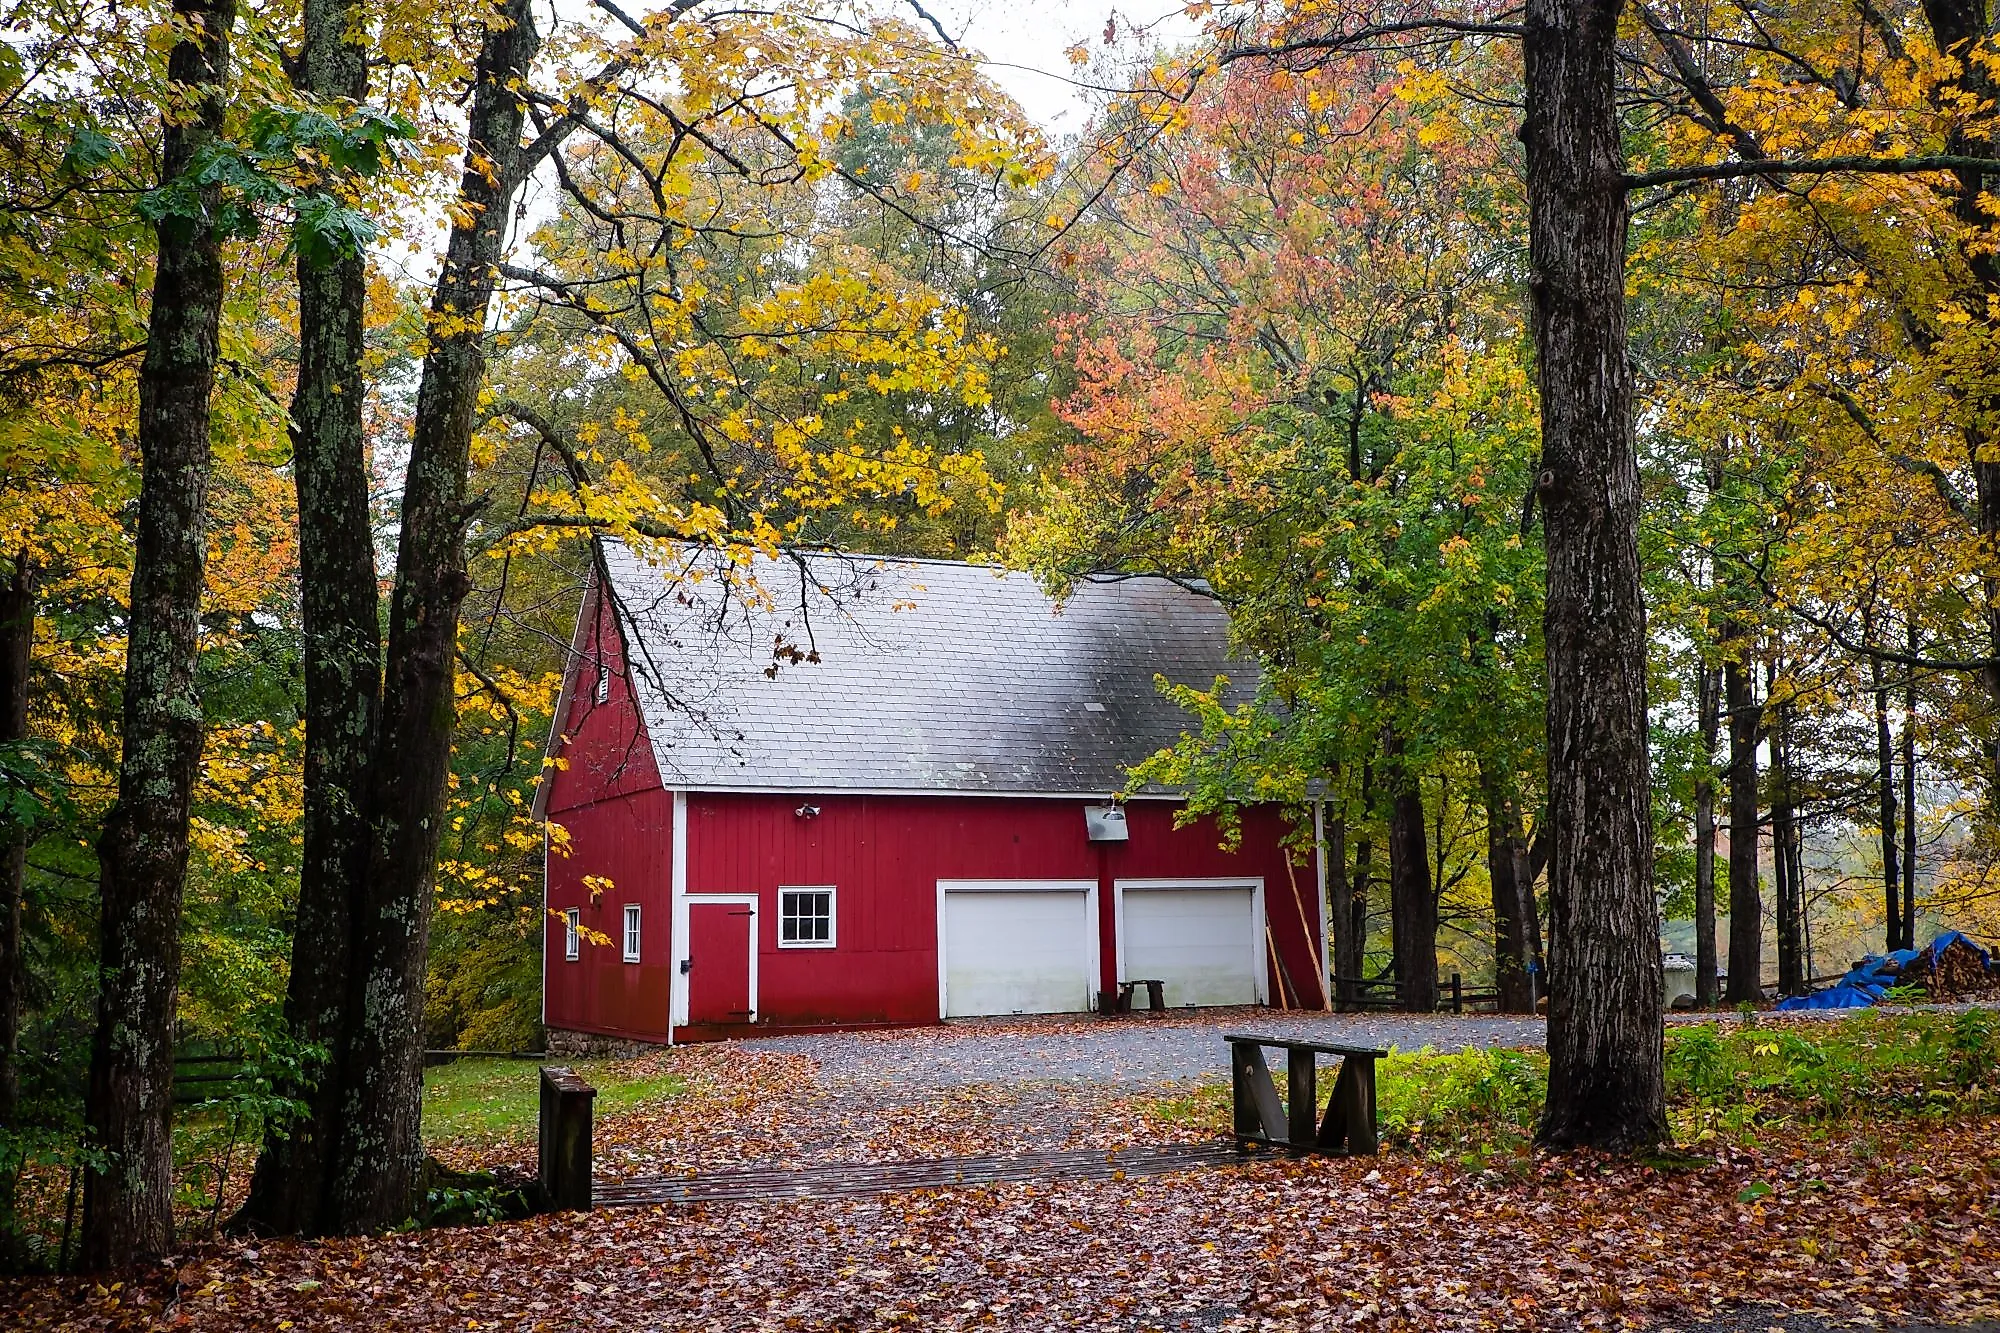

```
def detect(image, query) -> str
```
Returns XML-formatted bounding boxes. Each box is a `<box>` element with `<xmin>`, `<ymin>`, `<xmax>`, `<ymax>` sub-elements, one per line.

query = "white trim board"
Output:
<box><xmin>935</xmin><ymin>878</ymin><xmax>1098</xmax><ymax>1020</ymax></box>
<box><xmin>667</xmin><ymin>790</ymin><xmax>687</xmax><ymax>1040</ymax></box>
<box><xmin>540</xmin><ymin>825</ymin><xmax>552</xmax><ymax>1029</ymax></box>
<box><xmin>1111</xmin><ymin>877</ymin><xmax>1267</xmax><ymax>1006</ymax></box>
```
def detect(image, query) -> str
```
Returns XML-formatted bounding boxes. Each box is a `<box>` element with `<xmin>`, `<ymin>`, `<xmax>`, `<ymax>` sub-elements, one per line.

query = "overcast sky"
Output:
<box><xmin>930</xmin><ymin>0</ymin><xmax>1203</xmax><ymax>131</ymax></box>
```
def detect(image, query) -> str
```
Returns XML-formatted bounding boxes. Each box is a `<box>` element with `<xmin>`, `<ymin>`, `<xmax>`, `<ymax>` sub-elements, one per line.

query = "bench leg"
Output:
<box><xmin>1231</xmin><ymin>1042</ymin><xmax>1287</xmax><ymax>1146</ymax></box>
<box><xmin>1316</xmin><ymin>1054</ymin><xmax>1378</xmax><ymax>1155</ymax></box>
<box><xmin>1286</xmin><ymin>1047</ymin><xmax>1318</xmax><ymax>1151</ymax></box>
<box><xmin>1145</xmin><ymin>980</ymin><xmax>1165</xmax><ymax>1012</ymax></box>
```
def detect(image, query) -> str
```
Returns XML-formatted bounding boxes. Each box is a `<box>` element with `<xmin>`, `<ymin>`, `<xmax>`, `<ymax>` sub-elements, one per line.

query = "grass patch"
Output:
<box><xmin>1142</xmin><ymin>1008</ymin><xmax>2000</xmax><ymax>1169</ymax></box>
<box><xmin>422</xmin><ymin>1057</ymin><xmax>687</xmax><ymax>1144</ymax></box>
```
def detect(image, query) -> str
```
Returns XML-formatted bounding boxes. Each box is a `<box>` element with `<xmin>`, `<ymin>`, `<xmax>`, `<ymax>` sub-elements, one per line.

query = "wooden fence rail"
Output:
<box><xmin>1329</xmin><ymin>971</ymin><xmax>1505</xmax><ymax>1014</ymax></box>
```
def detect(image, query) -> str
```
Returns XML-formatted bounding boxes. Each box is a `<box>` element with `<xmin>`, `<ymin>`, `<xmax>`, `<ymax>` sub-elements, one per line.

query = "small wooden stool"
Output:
<box><xmin>1113</xmin><ymin>978</ymin><xmax>1167</xmax><ymax>1012</ymax></box>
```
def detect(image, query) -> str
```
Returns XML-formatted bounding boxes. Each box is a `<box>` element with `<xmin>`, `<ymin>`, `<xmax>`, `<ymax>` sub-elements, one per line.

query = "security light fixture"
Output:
<box><xmin>1084</xmin><ymin>804</ymin><xmax>1129</xmax><ymax>842</ymax></box>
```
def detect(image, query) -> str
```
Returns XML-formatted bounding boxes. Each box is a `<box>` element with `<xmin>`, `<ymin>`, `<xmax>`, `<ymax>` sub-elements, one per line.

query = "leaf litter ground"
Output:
<box><xmin>7</xmin><ymin>1012</ymin><xmax>1999</xmax><ymax>1331</ymax></box>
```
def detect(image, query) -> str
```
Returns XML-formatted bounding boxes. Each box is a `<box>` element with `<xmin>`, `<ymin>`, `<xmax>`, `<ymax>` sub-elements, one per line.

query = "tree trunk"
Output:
<box><xmin>1524</xmin><ymin>0</ymin><xmax>1667</xmax><ymax>1151</ymax></box>
<box><xmin>1723</xmin><ymin>650</ymin><xmax>1763</xmax><ymax>1003</ymax></box>
<box><xmin>1918</xmin><ymin>0</ymin><xmax>2000</xmax><ymax>804</ymax></box>
<box><xmin>80</xmin><ymin>0</ymin><xmax>236</xmax><ymax>1267</ymax></box>
<box><xmin>331</xmin><ymin>0</ymin><xmax>539</xmax><ymax>1232</ymax></box>
<box><xmin>1350</xmin><ymin>770</ymin><xmax>1374</xmax><ymax>1006</ymax></box>
<box><xmin>1324</xmin><ymin>806</ymin><xmax>1363</xmax><ymax>1010</ymax></box>
<box><xmin>1902</xmin><ymin>617</ymin><xmax>1919</xmax><ymax>946</ymax></box>
<box><xmin>1871</xmin><ymin>649</ymin><xmax>1902</xmax><ymax>953</ymax></box>
<box><xmin>1480</xmin><ymin>763</ymin><xmax>1540</xmax><ymax>1013</ymax></box>
<box><xmin>1770</xmin><ymin>696</ymin><xmax>1802</xmax><ymax>997</ymax></box>
<box><xmin>0</xmin><ymin>557</ymin><xmax>33</xmax><ymax>1129</ymax></box>
<box><xmin>0</xmin><ymin>557</ymin><xmax>26</xmax><ymax>1261</ymax></box>
<box><xmin>1693</xmin><ymin>661</ymin><xmax>1720</xmax><ymax>1005</ymax></box>
<box><xmin>237</xmin><ymin>0</ymin><xmax>381</xmax><ymax>1238</ymax></box>
<box><xmin>1383</xmin><ymin>732</ymin><xmax>1436</xmax><ymax>1013</ymax></box>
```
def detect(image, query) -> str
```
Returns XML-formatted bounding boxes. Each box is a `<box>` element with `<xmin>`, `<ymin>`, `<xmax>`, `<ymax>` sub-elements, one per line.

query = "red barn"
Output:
<box><xmin>537</xmin><ymin>543</ymin><xmax>1328</xmax><ymax>1044</ymax></box>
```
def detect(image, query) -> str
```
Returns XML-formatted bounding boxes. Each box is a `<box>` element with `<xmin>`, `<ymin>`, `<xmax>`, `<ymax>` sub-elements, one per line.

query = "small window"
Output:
<box><xmin>622</xmin><ymin>904</ymin><xmax>642</xmax><ymax>962</ymax></box>
<box><xmin>564</xmin><ymin>908</ymin><xmax>580</xmax><ymax>961</ymax></box>
<box><xmin>778</xmin><ymin>886</ymin><xmax>835</xmax><ymax>948</ymax></box>
<box><xmin>594</xmin><ymin>663</ymin><xmax>610</xmax><ymax>705</ymax></box>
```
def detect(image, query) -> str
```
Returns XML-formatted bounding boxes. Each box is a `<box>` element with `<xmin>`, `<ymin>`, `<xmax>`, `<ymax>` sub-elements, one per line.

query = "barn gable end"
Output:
<box><xmin>541</xmin><ymin>576</ymin><xmax>675</xmax><ymax>1043</ymax></box>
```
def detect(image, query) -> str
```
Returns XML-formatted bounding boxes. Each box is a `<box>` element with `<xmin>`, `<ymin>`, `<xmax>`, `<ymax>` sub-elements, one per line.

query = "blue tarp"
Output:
<box><xmin>1774</xmin><ymin>934</ymin><xmax>1990</xmax><ymax>1012</ymax></box>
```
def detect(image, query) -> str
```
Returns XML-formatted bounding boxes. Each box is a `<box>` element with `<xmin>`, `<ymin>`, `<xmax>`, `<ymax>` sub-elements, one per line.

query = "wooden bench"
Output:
<box><xmin>1225</xmin><ymin>1034</ymin><xmax>1384</xmax><ymax>1156</ymax></box>
<box><xmin>172</xmin><ymin>1046</ymin><xmax>251</xmax><ymax>1107</ymax></box>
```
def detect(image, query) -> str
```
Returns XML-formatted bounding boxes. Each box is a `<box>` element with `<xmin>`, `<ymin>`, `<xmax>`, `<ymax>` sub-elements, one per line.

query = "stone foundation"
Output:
<box><xmin>545</xmin><ymin>1028</ymin><xmax>658</xmax><ymax>1059</ymax></box>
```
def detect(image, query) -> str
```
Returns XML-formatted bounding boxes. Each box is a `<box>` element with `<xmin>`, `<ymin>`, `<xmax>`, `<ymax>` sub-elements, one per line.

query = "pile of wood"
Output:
<box><xmin>1900</xmin><ymin>934</ymin><xmax>2000</xmax><ymax>1002</ymax></box>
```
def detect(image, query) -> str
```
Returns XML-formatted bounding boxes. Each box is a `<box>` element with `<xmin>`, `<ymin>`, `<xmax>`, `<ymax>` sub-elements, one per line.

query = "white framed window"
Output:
<box><xmin>778</xmin><ymin>886</ymin><xmax>835</xmax><ymax>949</ymax></box>
<box><xmin>594</xmin><ymin>663</ymin><xmax>611</xmax><ymax>705</ymax></box>
<box><xmin>563</xmin><ymin>908</ymin><xmax>580</xmax><ymax>961</ymax></box>
<box><xmin>622</xmin><ymin>904</ymin><xmax>642</xmax><ymax>963</ymax></box>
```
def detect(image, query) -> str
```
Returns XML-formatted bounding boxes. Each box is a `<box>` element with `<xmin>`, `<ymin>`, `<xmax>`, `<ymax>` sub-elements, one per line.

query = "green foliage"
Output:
<box><xmin>58</xmin><ymin>127</ymin><xmax>117</xmax><ymax>175</ymax></box>
<box><xmin>0</xmin><ymin>737</ymin><xmax>74</xmax><ymax>834</ymax></box>
<box><xmin>1376</xmin><ymin>1047</ymin><xmax>1546</xmax><ymax>1169</ymax></box>
<box><xmin>135</xmin><ymin>104</ymin><xmax>414</xmax><ymax>263</ymax></box>
<box><xmin>1668</xmin><ymin>1012</ymin><xmax>2000</xmax><ymax>1140</ymax></box>
<box><xmin>415</xmin><ymin>1179</ymin><xmax>531</xmax><ymax>1229</ymax></box>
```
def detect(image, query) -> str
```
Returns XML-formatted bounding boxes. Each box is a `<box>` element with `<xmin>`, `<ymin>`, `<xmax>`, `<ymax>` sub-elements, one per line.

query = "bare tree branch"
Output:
<box><xmin>1627</xmin><ymin>153</ymin><xmax>2000</xmax><ymax>190</ymax></box>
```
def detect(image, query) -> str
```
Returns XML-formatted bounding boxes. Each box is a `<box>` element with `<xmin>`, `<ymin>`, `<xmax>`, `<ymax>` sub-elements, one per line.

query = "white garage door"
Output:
<box><xmin>941</xmin><ymin>885</ymin><xmax>1094</xmax><ymax>1018</ymax></box>
<box><xmin>1120</xmin><ymin>885</ymin><xmax>1260</xmax><ymax>1007</ymax></box>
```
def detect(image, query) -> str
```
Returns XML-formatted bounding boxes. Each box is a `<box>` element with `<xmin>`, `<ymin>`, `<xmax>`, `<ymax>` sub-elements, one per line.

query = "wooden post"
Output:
<box><xmin>538</xmin><ymin>1065</ymin><xmax>595</xmax><ymax>1211</ymax></box>
<box><xmin>1451</xmin><ymin>972</ymin><xmax>1463</xmax><ymax>1014</ymax></box>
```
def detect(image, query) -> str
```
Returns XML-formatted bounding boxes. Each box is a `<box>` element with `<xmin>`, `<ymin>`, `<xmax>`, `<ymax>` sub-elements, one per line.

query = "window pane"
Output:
<box><xmin>779</xmin><ymin>889</ymin><xmax>832</xmax><ymax>945</ymax></box>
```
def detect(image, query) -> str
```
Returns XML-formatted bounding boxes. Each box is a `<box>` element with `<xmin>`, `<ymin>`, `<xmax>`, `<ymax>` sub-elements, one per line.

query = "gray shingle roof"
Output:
<box><xmin>601</xmin><ymin>542</ymin><xmax>1253</xmax><ymax>795</ymax></box>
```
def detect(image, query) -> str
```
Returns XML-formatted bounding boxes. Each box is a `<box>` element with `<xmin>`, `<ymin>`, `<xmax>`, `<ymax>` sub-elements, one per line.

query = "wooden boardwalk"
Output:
<box><xmin>594</xmin><ymin>1141</ymin><xmax>1248</xmax><ymax>1207</ymax></box>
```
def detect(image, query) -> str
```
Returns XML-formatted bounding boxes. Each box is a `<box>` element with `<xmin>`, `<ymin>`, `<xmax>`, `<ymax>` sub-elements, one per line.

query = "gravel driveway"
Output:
<box><xmin>742</xmin><ymin>1008</ymin><xmax>1547</xmax><ymax>1089</ymax></box>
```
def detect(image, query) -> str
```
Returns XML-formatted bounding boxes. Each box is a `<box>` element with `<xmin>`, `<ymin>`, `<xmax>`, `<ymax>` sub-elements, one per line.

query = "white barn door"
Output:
<box><xmin>937</xmin><ymin>880</ymin><xmax>1097</xmax><ymax>1018</ymax></box>
<box><xmin>1116</xmin><ymin>879</ymin><xmax>1264</xmax><ymax>1007</ymax></box>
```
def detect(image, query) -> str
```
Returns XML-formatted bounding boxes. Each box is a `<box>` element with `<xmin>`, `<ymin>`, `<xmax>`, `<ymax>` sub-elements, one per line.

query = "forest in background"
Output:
<box><xmin>7</xmin><ymin>0</ymin><xmax>2000</xmax><ymax>1268</ymax></box>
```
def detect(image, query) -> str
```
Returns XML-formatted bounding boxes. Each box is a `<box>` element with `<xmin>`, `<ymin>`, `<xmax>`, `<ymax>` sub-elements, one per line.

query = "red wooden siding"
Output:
<box><xmin>542</xmin><ymin>580</ymin><xmax>674</xmax><ymax>1040</ymax></box>
<box><xmin>544</xmin><ymin>581</ymin><xmax>661</xmax><ymax>817</ymax></box>
<box><xmin>543</xmin><ymin>791</ymin><xmax>675</xmax><ymax>1040</ymax></box>
<box><xmin>683</xmin><ymin>792</ymin><xmax>1324</xmax><ymax>1033</ymax></box>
